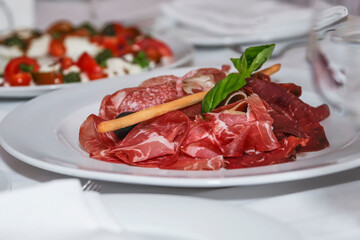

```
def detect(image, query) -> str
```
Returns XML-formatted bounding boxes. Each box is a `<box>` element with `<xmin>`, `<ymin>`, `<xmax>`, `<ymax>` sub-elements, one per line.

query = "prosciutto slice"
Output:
<box><xmin>111</xmin><ymin>111</ymin><xmax>190</xmax><ymax>167</ymax></box>
<box><xmin>181</xmin><ymin>94</ymin><xmax>280</xmax><ymax>159</ymax></box>
<box><xmin>79</xmin><ymin>114</ymin><xmax>120</xmax><ymax>162</ymax></box>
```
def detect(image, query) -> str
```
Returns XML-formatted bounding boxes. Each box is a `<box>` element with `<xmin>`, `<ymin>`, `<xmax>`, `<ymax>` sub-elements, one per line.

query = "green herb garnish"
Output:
<box><xmin>95</xmin><ymin>49</ymin><xmax>113</xmax><ymax>67</ymax></box>
<box><xmin>78</xmin><ymin>22</ymin><xmax>97</xmax><ymax>36</ymax></box>
<box><xmin>101</xmin><ymin>23</ymin><xmax>116</xmax><ymax>36</ymax></box>
<box><xmin>201</xmin><ymin>44</ymin><xmax>275</xmax><ymax>114</ymax></box>
<box><xmin>51</xmin><ymin>31</ymin><xmax>61</xmax><ymax>39</ymax></box>
<box><xmin>62</xmin><ymin>72</ymin><xmax>81</xmax><ymax>83</ymax></box>
<box><xmin>19</xmin><ymin>63</ymin><xmax>34</xmax><ymax>73</ymax></box>
<box><xmin>134</xmin><ymin>51</ymin><xmax>150</xmax><ymax>69</ymax></box>
<box><xmin>3</xmin><ymin>35</ymin><xmax>26</xmax><ymax>50</ymax></box>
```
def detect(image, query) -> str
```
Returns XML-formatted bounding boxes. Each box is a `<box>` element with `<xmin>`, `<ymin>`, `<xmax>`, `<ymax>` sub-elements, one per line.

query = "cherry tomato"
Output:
<box><xmin>59</xmin><ymin>56</ymin><xmax>74</xmax><ymax>70</ymax></box>
<box><xmin>101</xmin><ymin>22</ymin><xmax>124</xmax><ymax>36</ymax></box>
<box><xmin>77</xmin><ymin>52</ymin><xmax>103</xmax><ymax>80</ymax></box>
<box><xmin>118</xmin><ymin>27</ymin><xmax>141</xmax><ymax>40</ymax></box>
<box><xmin>49</xmin><ymin>39</ymin><xmax>66</xmax><ymax>57</ymax></box>
<box><xmin>87</xmin><ymin>72</ymin><xmax>108</xmax><ymax>81</ymax></box>
<box><xmin>102</xmin><ymin>36</ymin><xmax>120</xmax><ymax>55</ymax></box>
<box><xmin>9</xmin><ymin>72</ymin><xmax>32</xmax><ymax>86</ymax></box>
<box><xmin>4</xmin><ymin>56</ymin><xmax>40</xmax><ymax>83</ymax></box>
<box><xmin>133</xmin><ymin>38</ymin><xmax>173</xmax><ymax>62</ymax></box>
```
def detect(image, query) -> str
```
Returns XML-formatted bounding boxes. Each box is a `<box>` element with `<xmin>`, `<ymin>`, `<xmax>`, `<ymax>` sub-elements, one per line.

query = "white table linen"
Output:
<box><xmin>0</xmin><ymin>179</ymin><xmax>127</xmax><ymax>240</ymax></box>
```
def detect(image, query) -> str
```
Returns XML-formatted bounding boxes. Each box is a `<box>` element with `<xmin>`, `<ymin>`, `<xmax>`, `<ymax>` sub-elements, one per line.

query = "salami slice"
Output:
<box><xmin>99</xmin><ymin>82</ymin><xmax>178</xmax><ymax>120</ymax></box>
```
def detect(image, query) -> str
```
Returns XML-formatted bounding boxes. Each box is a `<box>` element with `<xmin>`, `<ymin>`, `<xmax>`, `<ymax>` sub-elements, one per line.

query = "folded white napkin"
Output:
<box><xmin>157</xmin><ymin>0</ymin><xmax>347</xmax><ymax>42</ymax></box>
<box><xmin>0</xmin><ymin>179</ymin><xmax>127</xmax><ymax>240</ymax></box>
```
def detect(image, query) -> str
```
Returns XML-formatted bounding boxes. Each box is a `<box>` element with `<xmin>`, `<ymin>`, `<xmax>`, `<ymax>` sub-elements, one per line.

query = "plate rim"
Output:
<box><xmin>1</xmin><ymin>66</ymin><xmax>360</xmax><ymax>188</ymax></box>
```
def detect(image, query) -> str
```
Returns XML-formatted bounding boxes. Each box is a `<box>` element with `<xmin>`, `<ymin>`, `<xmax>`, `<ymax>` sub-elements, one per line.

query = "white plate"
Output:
<box><xmin>0</xmin><ymin>170</ymin><xmax>11</xmax><ymax>191</ymax></box>
<box><xmin>0</xmin><ymin>35</ymin><xmax>193</xmax><ymax>98</ymax></box>
<box><xmin>0</xmin><ymin>67</ymin><xmax>359</xmax><ymax>188</ymax></box>
<box><xmin>153</xmin><ymin>2</ymin><xmax>347</xmax><ymax>46</ymax></box>
<box><xmin>102</xmin><ymin>194</ymin><xmax>300</xmax><ymax>240</ymax></box>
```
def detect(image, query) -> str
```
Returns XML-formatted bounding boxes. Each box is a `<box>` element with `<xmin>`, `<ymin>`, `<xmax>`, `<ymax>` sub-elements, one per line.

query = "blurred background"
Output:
<box><xmin>0</xmin><ymin>0</ymin><xmax>169</xmax><ymax>31</ymax></box>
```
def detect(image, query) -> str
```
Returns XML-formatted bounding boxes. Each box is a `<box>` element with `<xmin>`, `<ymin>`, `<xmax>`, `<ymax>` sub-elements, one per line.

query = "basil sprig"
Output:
<box><xmin>201</xmin><ymin>44</ymin><xmax>275</xmax><ymax>114</ymax></box>
<box><xmin>95</xmin><ymin>49</ymin><xmax>113</xmax><ymax>67</ymax></box>
<box><xmin>134</xmin><ymin>51</ymin><xmax>150</xmax><ymax>69</ymax></box>
<box><xmin>19</xmin><ymin>63</ymin><xmax>34</xmax><ymax>73</ymax></box>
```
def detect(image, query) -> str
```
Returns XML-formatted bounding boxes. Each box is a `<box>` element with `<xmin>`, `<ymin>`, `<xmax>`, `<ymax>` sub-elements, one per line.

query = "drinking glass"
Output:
<box><xmin>308</xmin><ymin>0</ymin><xmax>360</xmax><ymax>125</ymax></box>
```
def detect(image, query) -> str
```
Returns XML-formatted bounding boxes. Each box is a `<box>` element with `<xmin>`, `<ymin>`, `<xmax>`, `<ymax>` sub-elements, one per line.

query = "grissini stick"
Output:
<box><xmin>97</xmin><ymin>91</ymin><xmax>208</xmax><ymax>133</ymax></box>
<box><xmin>97</xmin><ymin>64</ymin><xmax>281</xmax><ymax>133</ymax></box>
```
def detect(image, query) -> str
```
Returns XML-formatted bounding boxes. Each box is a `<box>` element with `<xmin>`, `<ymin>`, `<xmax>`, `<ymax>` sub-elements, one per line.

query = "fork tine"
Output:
<box><xmin>82</xmin><ymin>180</ymin><xmax>101</xmax><ymax>192</ymax></box>
<box><xmin>82</xmin><ymin>180</ymin><xmax>92</xmax><ymax>190</ymax></box>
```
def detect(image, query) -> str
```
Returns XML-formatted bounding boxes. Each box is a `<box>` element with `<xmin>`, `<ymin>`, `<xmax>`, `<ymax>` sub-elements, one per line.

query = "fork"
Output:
<box><xmin>82</xmin><ymin>180</ymin><xmax>102</xmax><ymax>192</ymax></box>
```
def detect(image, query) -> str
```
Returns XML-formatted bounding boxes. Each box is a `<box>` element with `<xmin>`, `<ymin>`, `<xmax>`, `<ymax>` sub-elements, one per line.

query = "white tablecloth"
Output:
<box><xmin>0</xmin><ymin>45</ymin><xmax>359</xmax><ymax>239</ymax></box>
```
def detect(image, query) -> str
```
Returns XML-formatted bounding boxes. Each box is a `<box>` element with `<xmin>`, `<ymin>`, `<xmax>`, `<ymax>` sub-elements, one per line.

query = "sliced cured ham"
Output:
<box><xmin>111</xmin><ymin>111</ymin><xmax>189</xmax><ymax>167</ymax></box>
<box><xmin>79</xmin><ymin>67</ymin><xmax>330</xmax><ymax>171</ymax></box>
<box><xmin>79</xmin><ymin>114</ymin><xmax>120</xmax><ymax>162</ymax></box>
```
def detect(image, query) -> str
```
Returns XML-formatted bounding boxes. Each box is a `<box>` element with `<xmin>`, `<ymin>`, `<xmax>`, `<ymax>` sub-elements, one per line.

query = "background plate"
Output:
<box><xmin>0</xmin><ymin>34</ymin><xmax>193</xmax><ymax>98</ymax></box>
<box><xmin>0</xmin><ymin>67</ymin><xmax>359</xmax><ymax>187</ymax></box>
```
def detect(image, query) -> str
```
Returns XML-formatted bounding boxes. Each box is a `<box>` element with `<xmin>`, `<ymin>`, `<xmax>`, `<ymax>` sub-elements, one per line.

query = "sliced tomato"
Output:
<box><xmin>88</xmin><ymin>72</ymin><xmax>108</xmax><ymax>81</ymax></box>
<box><xmin>133</xmin><ymin>38</ymin><xmax>173</xmax><ymax>62</ymax></box>
<box><xmin>32</xmin><ymin>72</ymin><xmax>63</xmax><ymax>85</ymax></box>
<box><xmin>47</xmin><ymin>21</ymin><xmax>74</xmax><ymax>35</ymax></box>
<box><xmin>102</xmin><ymin>36</ymin><xmax>120</xmax><ymax>55</ymax></box>
<box><xmin>59</xmin><ymin>56</ymin><xmax>75</xmax><ymax>70</ymax></box>
<box><xmin>9</xmin><ymin>72</ymin><xmax>32</xmax><ymax>86</ymax></box>
<box><xmin>120</xmin><ymin>27</ymin><xmax>141</xmax><ymax>40</ymax></box>
<box><xmin>77</xmin><ymin>52</ymin><xmax>103</xmax><ymax>80</ymax></box>
<box><xmin>49</xmin><ymin>39</ymin><xmax>66</xmax><ymax>57</ymax></box>
<box><xmin>4</xmin><ymin>56</ymin><xmax>40</xmax><ymax>83</ymax></box>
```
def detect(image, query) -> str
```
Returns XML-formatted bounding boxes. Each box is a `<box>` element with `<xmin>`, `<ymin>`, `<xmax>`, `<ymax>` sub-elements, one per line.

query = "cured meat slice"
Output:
<box><xmin>139</xmin><ymin>75</ymin><xmax>179</xmax><ymax>87</ymax></box>
<box><xmin>110</xmin><ymin>111</ymin><xmax>190</xmax><ymax>167</ymax></box>
<box><xmin>225</xmin><ymin>136</ymin><xmax>307</xmax><ymax>169</ymax></box>
<box><xmin>182</xmin><ymin>94</ymin><xmax>280</xmax><ymax>158</ymax></box>
<box><xmin>182</xmin><ymin>66</ymin><xmax>228</xmax><ymax>83</ymax></box>
<box><xmin>99</xmin><ymin>82</ymin><xmax>178</xmax><ymax>120</ymax></box>
<box><xmin>162</xmin><ymin>153</ymin><xmax>224</xmax><ymax>170</ymax></box>
<box><xmin>79</xmin><ymin>114</ymin><xmax>120</xmax><ymax>162</ymax></box>
<box><xmin>139</xmin><ymin>75</ymin><xmax>184</xmax><ymax>96</ymax></box>
<box><xmin>277</xmin><ymin>83</ymin><xmax>302</xmax><ymax>97</ymax></box>
<box><xmin>245</xmin><ymin>77</ymin><xmax>329</xmax><ymax>151</ymax></box>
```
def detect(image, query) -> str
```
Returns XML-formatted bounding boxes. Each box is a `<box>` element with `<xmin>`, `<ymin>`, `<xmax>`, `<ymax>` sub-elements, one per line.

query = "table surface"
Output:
<box><xmin>1</xmin><ymin>45</ymin><xmax>360</xmax><ymax>239</ymax></box>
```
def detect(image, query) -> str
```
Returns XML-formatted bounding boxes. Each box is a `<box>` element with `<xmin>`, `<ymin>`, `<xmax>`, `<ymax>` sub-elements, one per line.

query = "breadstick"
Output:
<box><xmin>97</xmin><ymin>91</ymin><xmax>208</xmax><ymax>133</ymax></box>
<box><xmin>97</xmin><ymin>64</ymin><xmax>281</xmax><ymax>133</ymax></box>
<box><xmin>256</xmin><ymin>63</ymin><xmax>281</xmax><ymax>76</ymax></box>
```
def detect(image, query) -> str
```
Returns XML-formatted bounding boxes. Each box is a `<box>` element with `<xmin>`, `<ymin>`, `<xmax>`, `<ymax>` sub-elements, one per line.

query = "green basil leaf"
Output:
<box><xmin>19</xmin><ymin>63</ymin><xmax>34</xmax><ymax>73</ymax></box>
<box><xmin>78</xmin><ymin>22</ymin><xmax>97</xmax><ymax>36</ymax></box>
<box><xmin>51</xmin><ymin>31</ymin><xmax>61</xmax><ymax>40</ymax></box>
<box><xmin>3</xmin><ymin>36</ymin><xmax>26</xmax><ymax>50</ymax></box>
<box><xmin>247</xmin><ymin>44</ymin><xmax>275</xmax><ymax>72</ymax></box>
<box><xmin>95</xmin><ymin>49</ymin><xmax>113</xmax><ymax>67</ymax></box>
<box><xmin>101</xmin><ymin>23</ymin><xmax>116</xmax><ymax>36</ymax></box>
<box><xmin>201</xmin><ymin>73</ymin><xmax>246</xmax><ymax>114</ymax></box>
<box><xmin>134</xmin><ymin>51</ymin><xmax>150</xmax><ymax>69</ymax></box>
<box><xmin>63</xmin><ymin>72</ymin><xmax>81</xmax><ymax>83</ymax></box>
<box><xmin>231</xmin><ymin>54</ymin><xmax>249</xmax><ymax>75</ymax></box>
<box><xmin>201</xmin><ymin>44</ymin><xmax>275</xmax><ymax>114</ymax></box>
